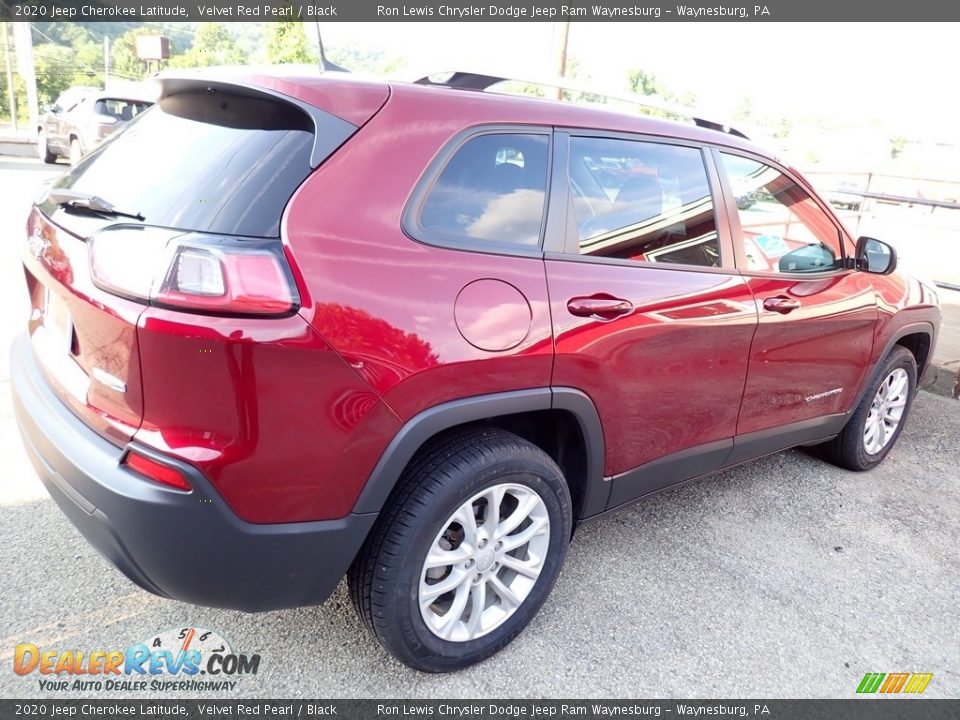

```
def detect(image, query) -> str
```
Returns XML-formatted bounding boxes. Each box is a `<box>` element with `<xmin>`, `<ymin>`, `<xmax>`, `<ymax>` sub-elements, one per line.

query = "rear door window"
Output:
<box><xmin>568</xmin><ymin>136</ymin><xmax>721</xmax><ymax>268</ymax></box>
<box><xmin>42</xmin><ymin>91</ymin><xmax>326</xmax><ymax>238</ymax></box>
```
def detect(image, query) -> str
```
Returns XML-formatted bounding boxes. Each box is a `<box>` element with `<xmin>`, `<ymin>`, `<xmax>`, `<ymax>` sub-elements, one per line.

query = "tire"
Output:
<box><xmin>348</xmin><ymin>427</ymin><xmax>572</xmax><ymax>672</ymax></box>
<box><xmin>68</xmin><ymin>137</ymin><xmax>83</xmax><ymax>165</ymax></box>
<box><xmin>819</xmin><ymin>346</ymin><xmax>917</xmax><ymax>471</ymax></box>
<box><xmin>38</xmin><ymin>130</ymin><xmax>56</xmax><ymax>164</ymax></box>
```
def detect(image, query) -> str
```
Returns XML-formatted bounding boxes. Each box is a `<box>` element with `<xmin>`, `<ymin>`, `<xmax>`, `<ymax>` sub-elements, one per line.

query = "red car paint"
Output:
<box><xmin>19</xmin><ymin>70</ymin><xmax>940</xmax><ymax>532</ymax></box>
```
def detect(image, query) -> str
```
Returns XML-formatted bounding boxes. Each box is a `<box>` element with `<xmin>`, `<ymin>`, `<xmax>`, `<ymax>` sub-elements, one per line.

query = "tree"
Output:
<box><xmin>890</xmin><ymin>135</ymin><xmax>908</xmax><ymax>159</ymax></box>
<box><xmin>265</xmin><ymin>22</ymin><xmax>316</xmax><ymax>65</ymax></box>
<box><xmin>170</xmin><ymin>23</ymin><xmax>246</xmax><ymax>68</ymax></box>
<box><xmin>109</xmin><ymin>29</ymin><xmax>154</xmax><ymax>80</ymax></box>
<box><xmin>628</xmin><ymin>69</ymin><xmax>665</xmax><ymax>97</ymax></box>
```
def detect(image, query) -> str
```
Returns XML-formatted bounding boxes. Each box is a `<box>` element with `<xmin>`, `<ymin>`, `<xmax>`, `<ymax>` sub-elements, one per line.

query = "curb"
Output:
<box><xmin>920</xmin><ymin>361</ymin><xmax>959</xmax><ymax>399</ymax></box>
<box><xmin>0</xmin><ymin>139</ymin><xmax>37</xmax><ymax>159</ymax></box>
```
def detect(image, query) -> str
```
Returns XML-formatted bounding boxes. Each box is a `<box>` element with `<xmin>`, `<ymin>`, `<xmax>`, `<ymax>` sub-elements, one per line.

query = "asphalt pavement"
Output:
<box><xmin>0</xmin><ymin>158</ymin><xmax>958</xmax><ymax>698</ymax></box>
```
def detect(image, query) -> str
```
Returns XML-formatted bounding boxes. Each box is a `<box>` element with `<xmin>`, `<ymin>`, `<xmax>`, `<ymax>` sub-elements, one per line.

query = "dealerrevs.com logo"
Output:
<box><xmin>13</xmin><ymin>627</ymin><xmax>260</xmax><ymax>692</ymax></box>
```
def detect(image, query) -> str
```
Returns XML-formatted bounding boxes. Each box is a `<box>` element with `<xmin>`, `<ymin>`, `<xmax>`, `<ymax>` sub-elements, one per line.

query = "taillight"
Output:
<box><xmin>124</xmin><ymin>450</ymin><xmax>192</xmax><ymax>491</ymax></box>
<box><xmin>89</xmin><ymin>227</ymin><xmax>298</xmax><ymax>316</ymax></box>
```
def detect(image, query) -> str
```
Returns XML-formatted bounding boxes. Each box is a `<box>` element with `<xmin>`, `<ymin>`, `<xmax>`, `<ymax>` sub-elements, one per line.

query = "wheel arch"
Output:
<box><xmin>853</xmin><ymin>321</ymin><xmax>935</xmax><ymax>411</ymax></box>
<box><xmin>351</xmin><ymin>388</ymin><xmax>608</xmax><ymax>526</ymax></box>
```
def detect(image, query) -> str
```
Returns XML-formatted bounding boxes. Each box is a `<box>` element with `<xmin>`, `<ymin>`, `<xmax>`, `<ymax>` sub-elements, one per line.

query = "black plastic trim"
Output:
<box><xmin>552</xmin><ymin>388</ymin><xmax>608</xmax><ymax>518</ymax></box>
<box><xmin>10</xmin><ymin>333</ymin><xmax>375</xmax><ymax>613</ymax></box>
<box><xmin>602</xmin><ymin>412</ymin><xmax>851</xmax><ymax>513</ymax></box>
<box><xmin>607</xmin><ymin>439</ymin><xmax>733</xmax><ymax>509</ymax></box>
<box><xmin>851</xmin><ymin>321</ymin><xmax>937</xmax><ymax>410</ymax></box>
<box><xmin>352</xmin><ymin>387</ymin><xmax>608</xmax><ymax>521</ymax></box>
<box><xmin>725</xmin><ymin>413</ymin><xmax>847</xmax><ymax>467</ymax></box>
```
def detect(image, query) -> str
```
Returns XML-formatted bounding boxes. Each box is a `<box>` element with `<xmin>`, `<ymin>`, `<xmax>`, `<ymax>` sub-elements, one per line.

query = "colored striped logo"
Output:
<box><xmin>857</xmin><ymin>672</ymin><xmax>933</xmax><ymax>694</ymax></box>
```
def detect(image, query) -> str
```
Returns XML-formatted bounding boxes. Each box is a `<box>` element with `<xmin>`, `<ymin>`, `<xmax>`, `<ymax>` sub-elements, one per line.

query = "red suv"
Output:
<box><xmin>12</xmin><ymin>69</ymin><xmax>941</xmax><ymax>672</ymax></box>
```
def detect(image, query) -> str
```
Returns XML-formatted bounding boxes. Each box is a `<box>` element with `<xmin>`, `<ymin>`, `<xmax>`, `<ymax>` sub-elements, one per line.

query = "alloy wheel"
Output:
<box><xmin>418</xmin><ymin>482</ymin><xmax>550</xmax><ymax>642</ymax></box>
<box><xmin>863</xmin><ymin>368</ymin><xmax>909</xmax><ymax>455</ymax></box>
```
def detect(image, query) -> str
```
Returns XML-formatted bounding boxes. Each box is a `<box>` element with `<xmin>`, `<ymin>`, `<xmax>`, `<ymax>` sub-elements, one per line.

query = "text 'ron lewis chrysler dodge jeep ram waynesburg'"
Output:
<box><xmin>12</xmin><ymin>68</ymin><xmax>940</xmax><ymax>672</ymax></box>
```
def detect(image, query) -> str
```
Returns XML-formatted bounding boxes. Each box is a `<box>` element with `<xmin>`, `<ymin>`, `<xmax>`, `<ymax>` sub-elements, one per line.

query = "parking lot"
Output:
<box><xmin>1</xmin><ymin>157</ymin><xmax>958</xmax><ymax>698</ymax></box>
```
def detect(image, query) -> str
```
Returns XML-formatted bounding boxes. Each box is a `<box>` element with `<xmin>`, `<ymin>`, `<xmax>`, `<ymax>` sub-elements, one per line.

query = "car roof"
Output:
<box><xmin>90</xmin><ymin>90</ymin><xmax>154</xmax><ymax>103</ymax></box>
<box><xmin>154</xmin><ymin>67</ymin><xmax>774</xmax><ymax>160</ymax></box>
<box><xmin>387</xmin><ymin>81</ymin><xmax>768</xmax><ymax>157</ymax></box>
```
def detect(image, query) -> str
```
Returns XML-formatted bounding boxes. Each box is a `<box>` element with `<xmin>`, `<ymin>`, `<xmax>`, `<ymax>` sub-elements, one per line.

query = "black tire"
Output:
<box><xmin>819</xmin><ymin>346</ymin><xmax>917</xmax><ymax>471</ymax></box>
<box><xmin>348</xmin><ymin>427</ymin><xmax>572</xmax><ymax>672</ymax></box>
<box><xmin>38</xmin><ymin>130</ymin><xmax>56</xmax><ymax>164</ymax></box>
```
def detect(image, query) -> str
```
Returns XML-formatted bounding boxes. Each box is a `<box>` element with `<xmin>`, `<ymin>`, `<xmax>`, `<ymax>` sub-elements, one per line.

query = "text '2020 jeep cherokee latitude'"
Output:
<box><xmin>12</xmin><ymin>68</ymin><xmax>940</xmax><ymax>672</ymax></box>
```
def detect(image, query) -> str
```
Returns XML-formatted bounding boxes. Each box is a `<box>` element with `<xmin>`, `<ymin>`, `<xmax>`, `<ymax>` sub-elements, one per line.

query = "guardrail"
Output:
<box><xmin>827</xmin><ymin>188</ymin><xmax>960</xmax><ymax>212</ymax></box>
<box><xmin>807</xmin><ymin>176</ymin><xmax>960</xmax><ymax>289</ymax></box>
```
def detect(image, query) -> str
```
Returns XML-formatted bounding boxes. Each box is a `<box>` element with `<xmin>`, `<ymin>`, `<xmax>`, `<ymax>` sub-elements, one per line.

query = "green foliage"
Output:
<box><xmin>326</xmin><ymin>46</ymin><xmax>404</xmax><ymax>75</ymax></box>
<box><xmin>265</xmin><ymin>21</ymin><xmax>316</xmax><ymax>65</ymax></box>
<box><xmin>890</xmin><ymin>135</ymin><xmax>908</xmax><ymax>159</ymax></box>
<box><xmin>108</xmin><ymin>30</ymin><xmax>151</xmax><ymax>80</ymax></box>
<box><xmin>170</xmin><ymin>24</ymin><xmax>246</xmax><ymax>68</ymax></box>
<box><xmin>628</xmin><ymin>69</ymin><xmax>664</xmax><ymax>97</ymax></box>
<box><xmin>627</xmin><ymin>68</ymin><xmax>696</xmax><ymax>106</ymax></box>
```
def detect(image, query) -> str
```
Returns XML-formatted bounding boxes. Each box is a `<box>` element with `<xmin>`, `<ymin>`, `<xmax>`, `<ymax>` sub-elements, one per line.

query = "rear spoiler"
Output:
<box><xmin>151</xmin><ymin>74</ymin><xmax>358</xmax><ymax>169</ymax></box>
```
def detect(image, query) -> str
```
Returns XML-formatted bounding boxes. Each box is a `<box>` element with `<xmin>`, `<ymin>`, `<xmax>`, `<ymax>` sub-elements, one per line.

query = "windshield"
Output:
<box><xmin>41</xmin><ymin>91</ymin><xmax>316</xmax><ymax>238</ymax></box>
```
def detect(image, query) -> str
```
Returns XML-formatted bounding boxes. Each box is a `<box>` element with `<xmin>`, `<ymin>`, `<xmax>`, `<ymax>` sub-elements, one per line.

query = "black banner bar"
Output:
<box><xmin>1</xmin><ymin>700</ymin><xmax>959</xmax><ymax>720</ymax></box>
<box><xmin>2</xmin><ymin>0</ymin><xmax>960</xmax><ymax>22</ymax></box>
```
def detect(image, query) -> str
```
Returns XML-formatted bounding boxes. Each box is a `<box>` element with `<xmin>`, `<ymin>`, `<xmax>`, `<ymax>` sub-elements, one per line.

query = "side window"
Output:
<box><xmin>419</xmin><ymin>133</ymin><xmax>549</xmax><ymax>248</ymax></box>
<box><xmin>720</xmin><ymin>153</ymin><xmax>843</xmax><ymax>274</ymax></box>
<box><xmin>568</xmin><ymin>137</ymin><xmax>721</xmax><ymax>268</ymax></box>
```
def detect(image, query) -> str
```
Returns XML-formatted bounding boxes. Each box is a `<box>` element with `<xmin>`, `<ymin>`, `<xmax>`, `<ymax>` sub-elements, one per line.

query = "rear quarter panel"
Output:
<box><xmin>283</xmin><ymin>89</ymin><xmax>556</xmax><ymax>423</ymax></box>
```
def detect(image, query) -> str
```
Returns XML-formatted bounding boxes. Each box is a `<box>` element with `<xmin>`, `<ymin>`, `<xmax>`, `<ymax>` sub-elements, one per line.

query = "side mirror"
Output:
<box><xmin>856</xmin><ymin>236</ymin><xmax>897</xmax><ymax>274</ymax></box>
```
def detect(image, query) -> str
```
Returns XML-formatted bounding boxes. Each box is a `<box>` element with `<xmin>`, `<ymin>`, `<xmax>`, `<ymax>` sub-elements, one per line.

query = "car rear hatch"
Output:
<box><xmin>22</xmin><ymin>73</ymin><xmax>389</xmax><ymax>447</ymax></box>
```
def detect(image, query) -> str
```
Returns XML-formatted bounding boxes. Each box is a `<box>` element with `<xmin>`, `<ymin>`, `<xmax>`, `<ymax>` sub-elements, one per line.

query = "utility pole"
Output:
<box><xmin>554</xmin><ymin>21</ymin><xmax>569</xmax><ymax>100</ymax></box>
<box><xmin>103</xmin><ymin>36</ymin><xmax>110</xmax><ymax>89</ymax></box>
<box><xmin>12</xmin><ymin>22</ymin><xmax>37</xmax><ymax>132</ymax></box>
<box><xmin>2</xmin><ymin>23</ymin><xmax>17</xmax><ymax>130</ymax></box>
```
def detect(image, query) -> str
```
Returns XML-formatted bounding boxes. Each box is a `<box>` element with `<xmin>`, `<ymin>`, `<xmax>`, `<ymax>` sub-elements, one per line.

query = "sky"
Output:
<box><xmin>315</xmin><ymin>22</ymin><xmax>960</xmax><ymax>145</ymax></box>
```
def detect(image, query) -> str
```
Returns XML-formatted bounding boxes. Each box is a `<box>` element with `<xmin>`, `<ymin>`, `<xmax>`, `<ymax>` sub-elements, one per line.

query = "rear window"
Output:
<box><xmin>93</xmin><ymin>98</ymin><xmax>151</xmax><ymax>121</ymax></box>
<box><xmin>42</xmin><ymin>91</ymin><xmax>319</xmax><ymax>238</ymax></box>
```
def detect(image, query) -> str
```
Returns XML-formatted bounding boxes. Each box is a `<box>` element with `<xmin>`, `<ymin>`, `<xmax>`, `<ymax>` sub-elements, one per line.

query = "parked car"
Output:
<box><xmin>12</xmin><ymin>68</ymin><xmax>940</xmax><ymax>673</ymax></box>
<box><xmin>37</xmin><ymin>87</ymin><xmax>153</xmax><ymax>165</ymax></box>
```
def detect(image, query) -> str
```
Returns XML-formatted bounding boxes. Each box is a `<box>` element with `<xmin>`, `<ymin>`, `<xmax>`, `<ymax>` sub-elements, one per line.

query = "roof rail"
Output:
<box><xmin>413</xmin><ymin>70</ymin><xmax>749</xmax><ymax>140</ymax></box>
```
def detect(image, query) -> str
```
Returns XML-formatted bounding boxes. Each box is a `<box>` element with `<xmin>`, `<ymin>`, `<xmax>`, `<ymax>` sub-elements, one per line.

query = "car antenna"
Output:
<box><xmin>315</xmin><ymin>23</ymin><xmax>349</xmax><ymax>73</ymax></box>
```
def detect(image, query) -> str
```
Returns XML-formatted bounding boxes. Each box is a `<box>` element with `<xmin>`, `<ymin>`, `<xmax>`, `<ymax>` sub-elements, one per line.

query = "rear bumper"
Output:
<box><xmin>10</xmin><ymin>333</ymin><xmax>377</xmax><ymax>612</ymax></box>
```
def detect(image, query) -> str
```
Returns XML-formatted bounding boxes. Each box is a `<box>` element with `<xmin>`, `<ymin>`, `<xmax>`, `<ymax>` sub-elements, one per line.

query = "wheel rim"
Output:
<box><xmin>863</xmin><ymin>368</ymin><xmax>909</xmax><ymax>455</ymax></box>
<box><xmin>419</xmin><ymin>482</ymin><xmax>550</xmax><ymax>642</ymax></box>
<box><xmin>69</xmin><ymin>140</ymin><xmax>81</xmax><ymax>165</ymax></box>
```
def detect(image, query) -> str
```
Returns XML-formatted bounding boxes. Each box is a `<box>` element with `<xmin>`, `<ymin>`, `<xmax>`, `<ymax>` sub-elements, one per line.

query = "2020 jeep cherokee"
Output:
<box><xmin>12</xmin><ymin>68</ymin><xmax>941</xmax><ymax>672</ymax></box>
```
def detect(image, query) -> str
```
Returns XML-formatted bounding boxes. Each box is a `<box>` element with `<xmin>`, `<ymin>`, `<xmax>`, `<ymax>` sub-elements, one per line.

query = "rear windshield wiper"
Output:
<box><xmin>49</xmin><ymin>188</ymin><xmax>144</xmax><ymax>221</ymax></box>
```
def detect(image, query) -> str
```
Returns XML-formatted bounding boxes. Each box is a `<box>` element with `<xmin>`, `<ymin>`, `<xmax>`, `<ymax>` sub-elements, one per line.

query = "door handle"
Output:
<box><xmin>763</xmin><ymin>296</ymin><xmax>801</xmax><ymax>314</ymax></box>
<box><xmin>567</xmin><ymin>295</ymin><xmax>633</xmax><ymax>320</ymax></box>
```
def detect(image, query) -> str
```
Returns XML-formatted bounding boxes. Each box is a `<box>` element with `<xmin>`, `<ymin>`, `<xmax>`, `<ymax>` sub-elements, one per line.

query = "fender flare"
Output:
<box><xmin>351</xmin><ymin>387</ymin><xmax>608</xmax><ymax>520</ymax></box>
<box><xmin>851</xmin><ymin>321</ymin><xmax>936</xmax><ymax>412</ymax></box>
